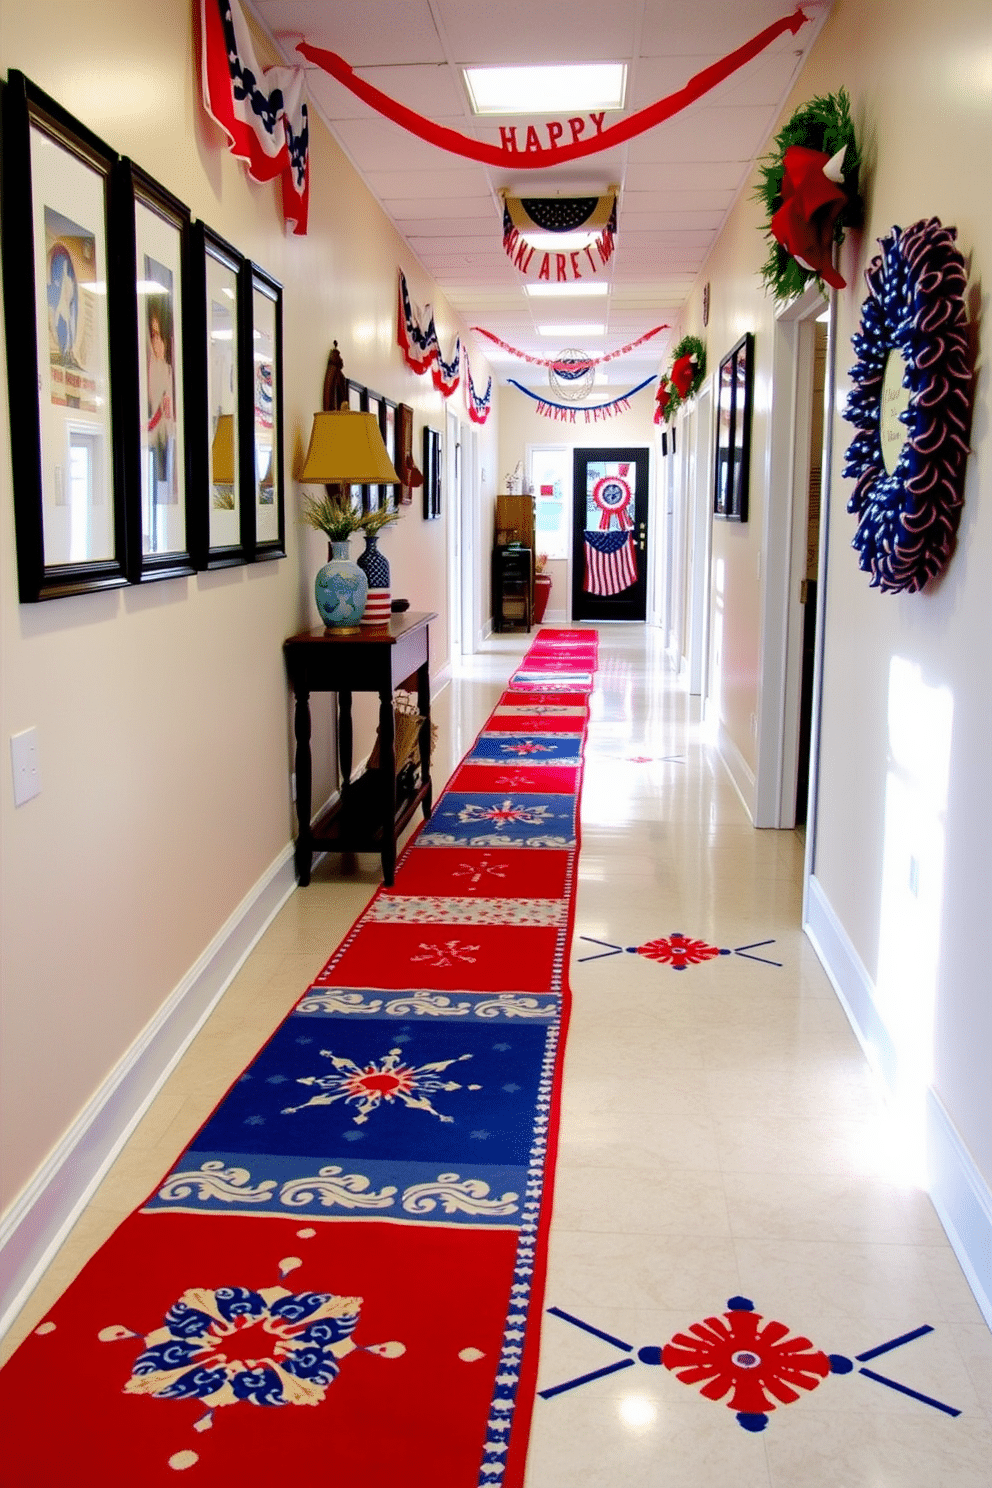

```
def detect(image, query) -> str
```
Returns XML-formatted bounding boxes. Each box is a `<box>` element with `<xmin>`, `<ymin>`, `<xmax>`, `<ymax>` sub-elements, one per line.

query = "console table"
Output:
<box><xmin>283</xmin><ymin>611</ymin><xmax>436</xmax><ymax>887</ymax></box>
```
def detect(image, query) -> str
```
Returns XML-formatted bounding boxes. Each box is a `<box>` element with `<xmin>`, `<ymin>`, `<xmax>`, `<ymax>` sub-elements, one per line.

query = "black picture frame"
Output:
<box><xmin>713</xmin><ymin>332</ymin><xmax>754</xmax><ymax>523</ymax></box>
<box><xmin>346</xmin><ymin>378</ymin><xmax>365</xmax><ymax>516</ymax></box>
<box><xmin>364</xmin><ymin>389</ymin><xmax>383</xmax><ymax>514</ymax></box>
<box><xmin>243</xmin><ymin>263</ymin><xmax>285</xmax><ymax>562</ymax></box>
<box><xmin>380</xmin><ymin>398</ymin><xmax>398</xmax><ymax>512</ymax></box>
<box><xmin>423</xmin><ymin>426</ymin><xmax>441</xmax><ymax>520</ymax></box>
<box><xmin>188</xmin><ymin>220</ymin><xmax>249</xmax><ymax>569</ymax></box>
<box><xmin>115</xmin><ymin>158</ymin><xmax>195</xmax><ymax>583</ymax></box>
<box><xmin>1</xmin><ymin>70</ymin><xmax>129</xmax><ymax>601</ymax></box>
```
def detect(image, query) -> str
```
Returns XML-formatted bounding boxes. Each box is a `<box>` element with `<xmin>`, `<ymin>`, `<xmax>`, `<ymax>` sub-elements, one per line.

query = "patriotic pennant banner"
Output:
<box><xmin>397</xmin><ymin>271</ymin><xmax>461</xmax><ymax>396</ymax></box>
<box><xmin>296</xmin><ymin>9</ymin><xmax>809</xmax><ymax>169</ymax></box>
<box><xmin>501</xmin><ymin>191</ymin><xmax>616</xmax><ymax>280</ymax></box>
<box><xmin>465</xmin><ymin>357</ymin><xmax>493</xmax><ymax>424</ymax></box>
<box><xmin>472</xmin><ymin>326</ymin><xmax>668</xmax><ymax>370</ymax></box>
<box><xmin>200</xmin><ymin>0</ymin><xmax>309</xmax><ymax>235</ymax></box>
<box><xmin>584</xmin><ymin>530</ymin><xmax>638</xmax><ymax>596</ymax></box>
<box><xmin>509</xmin><ymin>377</ymin><xmax>656</xmax><ymax>423</ymax></box>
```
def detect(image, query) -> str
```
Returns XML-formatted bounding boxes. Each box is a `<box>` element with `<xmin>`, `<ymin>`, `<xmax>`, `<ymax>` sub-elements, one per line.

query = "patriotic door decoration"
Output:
<box><xmin>583</xmin><ymin>463</ymin><xmax>638</xmax><ymax>597</ymax></box>
<box><xmin>199</xmin><ymin>0</ymin><xmax>309</xmax><ymax>235</ymax></box>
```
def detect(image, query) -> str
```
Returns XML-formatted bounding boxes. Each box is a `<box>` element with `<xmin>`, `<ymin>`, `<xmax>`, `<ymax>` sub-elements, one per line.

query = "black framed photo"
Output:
<box><xmin>713</xmin><ymin>332</ymin><xmax>754</xmax><ymax>522</ymax></box>
<box><xmin>364</xmin><ymin>389</ymin><xmax>383</xmax><ymax>513</ymax></box>
<box><xmin>346</xmin><ymin>377</ymin><xmax>365</xmax><ymax>516</ymax></box>
<box><xmin>1</xmin><ymin>71</ymin><xmax>129</xmax><ymax>601</ymax></box>
<box><xmin>243</xmin><ymin>263</ymin><xmax>285</xmax><ymax>561</ymax></box>
<box><xmin>380</xmin><ymin>398</ymin><xmax>397</xmax><ymax>512</ymax></box>
<box><xmin>189</xmin><ymin>221</ymin><xmax>249</xmax><ymax>568</ymax></box>
<box><xmin>423</xmin><ymin>426</ymin><xmax>441</xmax><ymax>520</ymax></box>
<box><xmin>115</xmin><ymin>158</ymin><xmax>195</xmax><ymax>583</ymax></box>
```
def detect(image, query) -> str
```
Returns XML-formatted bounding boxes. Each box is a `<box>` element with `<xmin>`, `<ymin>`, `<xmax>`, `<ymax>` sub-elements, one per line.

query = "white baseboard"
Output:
<box><xmin>716</xmin><ymin>718</ymin><xmax>757</xmax><ymax>823</ymax></box>
<box><xmin>0</xmin><ymin>842</ymin><xmax>301</xmax><ymax>1338</ymax></box>
<box><xmin>805</xmin><ymin>874</ymin><xmax>992</xmax><ymax>1330</ymax></box>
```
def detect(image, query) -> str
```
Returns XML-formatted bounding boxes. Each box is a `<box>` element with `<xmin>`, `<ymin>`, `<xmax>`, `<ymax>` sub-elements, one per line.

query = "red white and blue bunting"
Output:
<box><xmin>465</xmin><ymin>358</ymin><xmax>493</xmax><ymax>425</ymax></box>
<box><xmin>397</xmin><ymin>271</ymin><xmax>461</xmax><ymax>396</ymax></box>
<box><xmin>472</xmin><ymin>325</ymin><xmax>667</xmax><ymax>370</ymax></box>
<box><xmin>502</xmin><ymin>192</ymin><xmax>616</xmax><ymax>280</ymax></box>
<box><xmin>200</xmin><ymin>0</ymin><xmax>309</xmax><ymax>235</ymax></box>
<box><xmin>509</xmin><ymin>376</ymin><xmax>656</xmax><ymax>423</ymax></box>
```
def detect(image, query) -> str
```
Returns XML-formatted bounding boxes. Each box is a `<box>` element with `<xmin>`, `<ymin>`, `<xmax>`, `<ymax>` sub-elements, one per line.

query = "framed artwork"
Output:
<box><xmin>381</xmin><ymin>398</ymin><xmax>397</xmax><ymax>512</ymax></box>
<box><xmin>189</xmin><ymin>221</ymin><xmax>248</xmax><ymax>568</ymax></box>
<box><xmin>713</xmin><ymin>332</ymin><xmax>754</xmax><ymax>522</ymax></box>
<box><xmin>423</xmin><ymin>425</ymin><xmax>441</xmax><ymax>520</ymax></box>
<box><xmin>115</xmin><ymin>158</ymin><xmax>194</xmax><ymax>582</ymax></box>
<box><xmin>346</xmin><ymin>378</ymin><xmax>365</xmax><ymax>515</ymax></box>
<box><xmin>397</xmin><ymin>403</ymin><xmax>414</xmax><ymax>505</ymax></box>
<box><xmin>244</xmin><ymin>263</ymin><xmax>285</xmax><ymax>561</ymax></box>
<box><xmin>364</xmin><ymin>390</ymin><xmax>382</xmax><ymax>513</ymax></box>
<box><xmin>1</xmin><ymin>71</ymin><xmax>129</xmax><ymax>601</ymax></box>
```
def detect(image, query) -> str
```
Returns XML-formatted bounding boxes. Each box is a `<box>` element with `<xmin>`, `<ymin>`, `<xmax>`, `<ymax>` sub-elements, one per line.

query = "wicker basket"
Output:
<box><xmin>368</xmin><ymin>691</ymin><xmax>437</xmax><ymax>776</ymax></box>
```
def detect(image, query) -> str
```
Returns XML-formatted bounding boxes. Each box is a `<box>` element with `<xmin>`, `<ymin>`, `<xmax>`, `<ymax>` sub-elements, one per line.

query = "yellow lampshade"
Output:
<box><xmin>211</xmin><ymin>413</ymin><xmax>236</xmax><ymax>485</ymax></box>
<box><xmin>299</xmin><ymin>410</ymin><xmax>399</xmax><ymax>485</ymax></box>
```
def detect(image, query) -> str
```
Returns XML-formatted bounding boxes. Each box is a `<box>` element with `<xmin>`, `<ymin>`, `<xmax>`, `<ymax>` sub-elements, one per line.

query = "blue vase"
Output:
<box><xmin>356</xmin><ymin>532</ymin><xmax>391</xmax><ymax>626</ymax></box>
<box><xmin>315</xmin><ymin>539</ymin><xmax>367</xmax><ymax>631</ymax></box>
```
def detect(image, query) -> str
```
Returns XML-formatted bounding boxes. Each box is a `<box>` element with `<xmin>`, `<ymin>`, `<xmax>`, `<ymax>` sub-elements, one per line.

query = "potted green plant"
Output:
<box><xmin>356</xmin><ymin>505</ymin><xmax>403</xmax><ymax>626</ymax></box>
<box><xmin>302</xmin><ymin>494</ymin><xmax>367</xmax><ymax>631</ymax></box>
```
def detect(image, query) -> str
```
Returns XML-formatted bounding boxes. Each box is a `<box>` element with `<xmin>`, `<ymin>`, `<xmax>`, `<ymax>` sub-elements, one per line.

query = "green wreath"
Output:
<box><xmin>658</xmin><ymin>335</ymin><xmax>706</xmax><ymax>423</ymax></box>
<box><xmin>754</xmin><ymin>89</ymin><xmax>862</xmax><ymax>301</ymax></box>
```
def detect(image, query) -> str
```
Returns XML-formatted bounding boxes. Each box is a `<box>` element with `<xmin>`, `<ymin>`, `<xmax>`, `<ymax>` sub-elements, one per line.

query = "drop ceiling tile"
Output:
<box><xmin>333</xmin><ymin>117</ymin><xmax>471</xmax><ymax>172</ymax></box>
<box><xmin>625</xmin><ymin>105</ymin><xmax>776</xmax><ymax>164</ymax></box>
<box><xmin>306</xmin><ymin>63</ymin><xmax>468</xmax><ymax>122</ymax></box>
<box><xmin>389</xmin><ymin>207</ymin><xmax>498</xmax><ymax>232</ymax></box>
<box><xmin>366</xmin><ymin>167</ymin><xmax>490</xmax><ymax>198</ymax></box>
<box><xmin>629</xmin><ymin>49</ymin><xmax>801</xmax><ymax>111</ymax></box>
<box><xmin>435</xmin><ymin>0</ymin><xmax>642</xmax><ymax>63</ymax></box>
<box><xmin>255</xmin><ymin>0</ymin><xmax>446</xmax><ymax>66</ymax></box>
<box><xmin>639</xmin><ymin>0</ymin><xmax>805</xmax><ymax>56</ymax></box>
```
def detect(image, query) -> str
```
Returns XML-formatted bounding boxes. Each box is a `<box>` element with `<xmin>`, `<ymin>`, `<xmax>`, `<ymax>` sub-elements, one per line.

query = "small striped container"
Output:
<box><xmin>357</xmin><ymin>533</ymin><xmax>391</xmax><ymax>626</ymax></box>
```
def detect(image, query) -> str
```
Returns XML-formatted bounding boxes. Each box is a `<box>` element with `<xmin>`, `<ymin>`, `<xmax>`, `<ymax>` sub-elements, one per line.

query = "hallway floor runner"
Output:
<box><xmin>0</xmin><ymin>629</ymin><xmax>597</xmax><ymax>1488</ymax></box>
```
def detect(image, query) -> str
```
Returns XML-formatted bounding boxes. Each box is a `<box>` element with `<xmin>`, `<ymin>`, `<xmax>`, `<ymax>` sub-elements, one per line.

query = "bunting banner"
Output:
<box><xmin>509</xmin><ymin>377</ymin><xmax>656</xmax><ymax>424</ymax></box>
<box><xmin>397</xmin><ymin>271</ymin><xmax>461</xmax><ymax>396</ymax></box>
<box><xmin>297</xmin><ymin>9</ymin><xmax>809</xmax><ymax>169</ymax></box>
<box><xmin>584</xmin><ymin>530</ymin><xmax>638</xmax><ymax>596</ymax></box>
<box><xmin>501</xmin><ymin>192</ymin><xmax>616</xmax><ymax>280</ymax></box>
<box><xmin>200</xmin><ymin>0</ymin><xmax>309</xmax><ymax>235</ymax></box>
<box><xmin>465</xmin><ymin>357</ymin><xmax>493</xmax><ymax>425</ymax></box>
<box><xmin>472</xmin><ymin>326</ymin><xmax>668</xmax><ymax>371</ymax></box>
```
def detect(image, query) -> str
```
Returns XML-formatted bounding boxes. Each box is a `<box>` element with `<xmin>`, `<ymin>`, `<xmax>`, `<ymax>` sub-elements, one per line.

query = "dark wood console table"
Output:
<box><xmin>283</xmin><ymin>611</ymin><xmax>436</xmax><ymax>887</ymax></box>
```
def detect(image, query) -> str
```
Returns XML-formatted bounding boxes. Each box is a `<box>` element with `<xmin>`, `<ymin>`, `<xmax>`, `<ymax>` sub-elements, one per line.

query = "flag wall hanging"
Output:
<box><xmin>465</xmin><ymin>358</ymin><xmax>493</xmax><ymax>425</ymax></box>
<box><xmin>501</xmin><ymin>191</ymin><xmax>616</xmax><ymax>281</ymax></box>
<box><xmin>200</xmin><ymin>0</ymin><xmax>309</xmax><ymax>235</ymax></box>
<box><xmin>397</xmin><ymin>271</ymin><xmax>461</xmax><ymax>396</ymax></box>
<box><xmin>297</xmin><ymin>8</ymin><xmax>810</xmax><ymax>170</ymax></box>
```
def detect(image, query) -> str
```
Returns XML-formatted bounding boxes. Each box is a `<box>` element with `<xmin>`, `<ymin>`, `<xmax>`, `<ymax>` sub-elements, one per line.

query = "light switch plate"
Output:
<box><xmin>11</xmin><ymin>727</ymin><xmax>41</xmax><ymax>806</ymax></box>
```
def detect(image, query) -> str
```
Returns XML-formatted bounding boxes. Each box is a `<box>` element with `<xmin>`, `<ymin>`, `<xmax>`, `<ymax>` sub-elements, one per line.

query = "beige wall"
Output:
<box><xmin>688</xmin><ymin>0</ymin><xmax>991</xmax><ymax>1194</ymax></box>
<box><xmin>0</xmin><ymin>0</ymin><xmax>493</xmax><ymax>1211</ymax></box>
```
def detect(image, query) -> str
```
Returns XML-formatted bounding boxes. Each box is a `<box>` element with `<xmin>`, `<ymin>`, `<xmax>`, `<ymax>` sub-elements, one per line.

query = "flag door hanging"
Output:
<box><xmin>583</xmin><ymin>463</ymin><xmax>638</xmax><ymax>597</ymax></box>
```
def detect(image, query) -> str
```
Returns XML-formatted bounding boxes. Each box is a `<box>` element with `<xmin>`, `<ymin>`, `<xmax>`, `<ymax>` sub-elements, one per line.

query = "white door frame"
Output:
<box><xmin>445</xmin><ymin>408</ymin><xmax>462</xmax><ymax>657</ymax></box>
<box><xmin>685</xmin><ymin>380</ymin><xmax>714</xmax><ymax>697</ymax></box>
<box><xmin>460</xmin><ymin>424</ymin><xmax>478</xmax><ymax>653</ymax></box>
<box><xmin>753</xmin><ymin>282</ymin><xmax>829</xmax><ymax>828</ymax></box>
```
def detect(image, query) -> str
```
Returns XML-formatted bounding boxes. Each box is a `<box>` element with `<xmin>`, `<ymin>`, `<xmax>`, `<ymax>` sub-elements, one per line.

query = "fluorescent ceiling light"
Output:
<box><xmin>536</xmin><ymin>323</ymin><xmax>606</xmax><ymax>337</ymax></box>
<box><xmin>522</xmin><ymin>231</ymin><xmax>597</xmax><ymax>252</ymax></box>
<box><xmin>464</xmin><ymin>63</ymin><xmax>626</xmax><ymax>115</ymax></box>
<box><xmin>526</xmin><ymin>282</ymin><xmax>608</xmax><ymax>298</ymax></box>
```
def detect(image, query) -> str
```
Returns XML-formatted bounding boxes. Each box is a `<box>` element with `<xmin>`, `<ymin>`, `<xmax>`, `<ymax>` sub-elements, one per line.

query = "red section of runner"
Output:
<box><xmin>0</xmin><ymin>1213</ymin><xmax>516</xmax><ymax>1487</ymax></box>
<box><xmin>447</xmin><ymin>762</ymin><xmax>581</xmax><ymax>796</ymax></box>
<box><xmin>389</xmin><ymin>846</ymin><xmax>573</xmax><ymax>899</ymax></box>
<box><xmin>315</xmin><ymin>922</ymin><xmax>562</xmax><ymax>992</ymax></box>
<box><xmin>483</xmin><ymin>714</ymin><xmax>585</xmax><ymax>733</ymax></box>
<box><xmin>497</xmin><ymin>690</ymin><xmax>590</xmax><ymax>709</ymax></box>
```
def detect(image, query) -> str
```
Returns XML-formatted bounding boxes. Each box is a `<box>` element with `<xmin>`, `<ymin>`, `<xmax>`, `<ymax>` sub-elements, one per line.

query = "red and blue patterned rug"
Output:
<box><xmin>0</xmin><ymin>628</ymin><xmax>598</xmax><ymax>1486</ymax></box>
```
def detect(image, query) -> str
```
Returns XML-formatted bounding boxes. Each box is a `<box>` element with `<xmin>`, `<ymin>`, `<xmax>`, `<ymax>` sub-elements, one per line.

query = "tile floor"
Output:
<box><xmin>3</xmin><ymin>622</ymin><xmax>991</xmax><ymax>1485</ymax></box>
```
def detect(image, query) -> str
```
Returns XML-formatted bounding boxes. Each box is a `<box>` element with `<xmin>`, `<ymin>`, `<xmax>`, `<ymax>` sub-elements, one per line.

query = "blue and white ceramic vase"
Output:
<box><xmin>356</xmin><ymin>532</ymin><xmax>391</xmax><ymax>626</ymax></box>
<box><xmin>315</xmin><ymin>540</ymin><xmax>367</xmax><ymax>631</ymax></box>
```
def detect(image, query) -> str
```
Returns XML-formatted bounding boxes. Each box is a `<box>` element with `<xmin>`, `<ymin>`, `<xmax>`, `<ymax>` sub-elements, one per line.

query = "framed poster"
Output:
<box><xmin>713</xmin><ymin>332</ymin><xmax>754</xmax><ymax>523</ymax></box>
<box><xmin>422</xmin><ymin>426</ymin><xmax>441</xmax><ymax>520</ymax></box>
<box><xmin>381</xmin><ymin>398</ymin><xmax>397</xmax><ymax>512</ymax></box>
<box><xmin>115</xmin><ymin>158</ymin><xmax>194</xmax><ymax>582</ymax></box>
<box><xmin>244</xmin><ymin>264</ymin><xmax>285</xmax><ymax>561</ymax></box>
<box><xmin>1</xmin><ymin>71</ymin><xmax>129</xmax><ymax>600</ymax></box>
<box><xmin>396</xmin><ymin>403</ymin><xmax>414</xmax><ymax>505</ymax></box>
<box><xmin>189</xmin><ymin>221</ymin><xmax>248</xmax><ymax>568</ymax></box>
